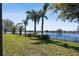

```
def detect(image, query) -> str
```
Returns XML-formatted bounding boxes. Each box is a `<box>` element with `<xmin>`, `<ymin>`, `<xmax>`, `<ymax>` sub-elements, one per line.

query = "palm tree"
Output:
<box><xmin>16</xmin><ymin>23</ymin><xmax>24</xmax><ymax>35</ymax></box>
<box><xmin>26</xmin><ymin>10</ymin><xmax>40</xmax><ymax>36</ymax></box>
<box><xmin>39</xmin><ymin>3</ymin><xmax>49</xmax><ymax>39</ymax></box>
<box><xmin>23</xmin><ymin>17</ymin><xmax>28</xmax><ymax>36</ymax></box>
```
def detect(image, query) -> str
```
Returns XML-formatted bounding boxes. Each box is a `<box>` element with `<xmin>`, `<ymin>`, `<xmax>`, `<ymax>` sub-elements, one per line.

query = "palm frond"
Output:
<box><xmin>43</xmin><ymin>3</ymin><xmax>49</xmax><ymax>13</ymax></box>
<box><xmin>44</xmin><ymin>16</ymin><xmax>48</xmax><ymax>20</ymax></box>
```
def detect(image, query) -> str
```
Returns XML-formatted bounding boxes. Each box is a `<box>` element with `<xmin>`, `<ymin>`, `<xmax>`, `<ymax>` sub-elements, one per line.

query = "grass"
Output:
<box><xmin>3</xmin><ymin>34</ymin><xmax>79</xmax><ymax>56</ymax></box>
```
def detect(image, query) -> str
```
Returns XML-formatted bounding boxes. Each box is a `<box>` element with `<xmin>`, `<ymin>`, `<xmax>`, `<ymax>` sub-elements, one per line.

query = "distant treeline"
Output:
<box><xmin>25</xmin><ymin>30</ymin><xmax>79</xmax><ymax>34</ymax></box>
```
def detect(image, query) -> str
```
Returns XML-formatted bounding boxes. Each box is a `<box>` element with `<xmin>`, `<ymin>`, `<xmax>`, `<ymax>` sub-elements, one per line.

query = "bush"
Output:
<box><xmin>63</xmin><ymin>43</ymin><xmax>68</xmax><ymax>48</ymax></box>
<box><xmin>36</xmin><ymin>35</ymin><xmax>50</xmax><ymax>40</ymax></box>
<box><xmin>43</xmin><ymin>35</ymin><xmax>50</xmax><ymax>40</ymax></box>
<box><xmin>27</xmin><ymin>33</ymin><xmax>34</xmax><ymax>37</ymax></box>
<box><xmin>27</xmin><ymin>34</ymin><xmax>32</xmax><ymax>37</ymax></box>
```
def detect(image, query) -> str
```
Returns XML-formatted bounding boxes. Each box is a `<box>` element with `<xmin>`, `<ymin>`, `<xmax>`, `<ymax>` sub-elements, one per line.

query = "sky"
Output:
<box><xmin>2</xmin><ymin>3</ymin><xmax>79</xmax><ymax>31</ymax></box>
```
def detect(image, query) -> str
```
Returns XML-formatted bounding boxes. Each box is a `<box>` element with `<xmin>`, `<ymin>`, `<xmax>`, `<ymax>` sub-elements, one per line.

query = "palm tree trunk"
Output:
<box><xmin>25</xmin><ymin>25</ymin><xmax>26</xmax><ymax>36</ymax></box>
<box><xmin>34</xmin><ymin>20</ymin><xmax>36</xmax><ymax>36</ymax></box>
<box><xmin>12</xmin><ymin>28</ymin><xmax>15</xmax><ymax>34</ymax></box>
<box><xmin>4</xmin><ymin>29</ymin><xmax>6</xmax><ymax>34</ymax></box>
<box><xmin>19</xmin><ymin>30</ymin><xmax>22</xmax><ymax>35</ymax></box>
<box><xmin>77</xmin><ymin>26</ymin><xmax>79</xmax><ymax>31</ymax></box>
<box><xmin>41</xmin><ymin>17</ymin><xmax>44</xmax><ymax>40</ymax></box>
<box><xmin>77</xmin><ymin>18</ymin><xmax>79</xmax><ymax>31</ymax></box>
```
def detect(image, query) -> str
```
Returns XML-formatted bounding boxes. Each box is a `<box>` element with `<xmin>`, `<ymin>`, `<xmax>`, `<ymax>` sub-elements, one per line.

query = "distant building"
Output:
<box><xmin>77</xmin><ymin>26</ymin><xmax>79</xmax><ymax>31</ymax></box>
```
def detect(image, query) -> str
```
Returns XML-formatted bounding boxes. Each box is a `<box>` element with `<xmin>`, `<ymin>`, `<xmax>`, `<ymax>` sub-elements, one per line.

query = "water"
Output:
<box><xmin>45</xmin><ymin>32</ymin><xmax>79</xmax><ymax>42</ymax></box>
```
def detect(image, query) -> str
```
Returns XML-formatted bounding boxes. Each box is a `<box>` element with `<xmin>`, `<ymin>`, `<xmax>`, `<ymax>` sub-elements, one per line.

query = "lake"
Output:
<box><xmin>43</xmin><ymin>32</ymin><xmax>79</xmax><ymax>42</ymax></box>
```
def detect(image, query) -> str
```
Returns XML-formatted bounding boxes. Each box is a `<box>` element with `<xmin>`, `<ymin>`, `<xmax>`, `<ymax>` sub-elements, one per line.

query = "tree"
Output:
<box><xmin>4</xmin><ymin>29</ymin><xmax>6</xmax><ymax>34</ymax></box>
<box><xmin>39</xmin><ymin>3</ymin><xmax>49</xmax><ymax>39</ymax></box>
<box><xmin>23</xmin><ymin>17</ymin><xmax>28</xmax><ymax>36</ymax></box>
<box><xmin>26</xmin><ymin>10</ymin><xmax>40</xmax><ymax>36</ymax></box>
<box><xmin>2</xmin><ymin>19</ymin><xmax>6</xmax><ymax>34</ymax></box>
<box><xmin>57</xmin><ymin>29</ymin><xmax>63</xmax><ymax>33</ymax></box>
<box><xmin>56</xmin><ymin>29</ymin><xmax>63</xmax><ymax>36</ymax></box>
<box><xmin>12</xmin><ymin>25</ymin><xmax>16</xmax><ymax>34</ymax></box>
<box><xmin>16</xmin><ymin>23</ymin><xmax>24</xmax><ymax>35</ymax></box>
<box><xmin>50</xmin><ymin>4</ymin><xmax>79</xmax><ymax>33</ymax></box>
<box><xmin>50</xmin><ymin>3</ymin><xmax>79</xmax><ymax>23</ymax></box>
<box><xmin>45</xmin><ymin>30</ymin><xmax>49</xmax><ymax>32</ymax></box>
<box><xmin>2</xmin><ymin>19</ymin><xmax>14</xmax><ymax>34</ymax></box>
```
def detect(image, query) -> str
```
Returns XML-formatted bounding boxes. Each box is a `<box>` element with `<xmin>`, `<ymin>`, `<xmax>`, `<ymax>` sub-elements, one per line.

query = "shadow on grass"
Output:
<box><xmin>31</xmin><ymin>42</ymin><xmax>43</xmax><ymax>44</ymax></box>
<box><xmin>47</xmin><ymin>40</ymin><xmax>79</xmax><ymax>52</ymax></box>
<box><xmin>30</xmin><ymin>37</ymin><xmax>44</xmax><ymax>44</ymax></box>
<box><xmin>30</xmin><ymin>37</ymin><xmax>79</xmax><ymax>52</ymax></box>
<box><xmin>30</xmin><ymin>36</ymin><xmax>49</xmax><ymax>44</ymax></box>
<box><xmin>30</xmin><ymin>37</ymin><xmax>40</xmax><ymax>40</ymax></box>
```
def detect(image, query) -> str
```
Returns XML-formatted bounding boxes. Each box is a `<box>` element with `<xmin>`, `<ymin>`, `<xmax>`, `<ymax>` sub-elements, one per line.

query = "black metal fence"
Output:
<box><xmin>50</xmin><ymin>35</ymin><xmax>79</xmax><ymax>42</ymax></box>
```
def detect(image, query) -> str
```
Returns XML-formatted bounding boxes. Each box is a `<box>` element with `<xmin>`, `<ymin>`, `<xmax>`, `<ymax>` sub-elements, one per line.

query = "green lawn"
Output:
<box><xmin>3</xmin><ymin>34</ymin><xmax>79</xmax><ymax>56</ymax></box>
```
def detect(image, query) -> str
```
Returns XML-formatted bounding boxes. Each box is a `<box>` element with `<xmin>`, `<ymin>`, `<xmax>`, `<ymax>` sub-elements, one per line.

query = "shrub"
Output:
<box><xmin>36</xmin><ymin>35</ymin><xmax>50</xmax><ymax>40</ymax></box>
<box><xmin>27</xmin><ymin>34</ymin><xmax>33</xmax><ymax>37</ymax></box>
<box><xmin>63</xmin><ymin>43</ymin><xmax>68</xmax><ymax>48</ymax></box>
<box><xmin>43</xmin><ymin>35</ymin><xmax>50</xmax><ymax>40</ymax></box>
